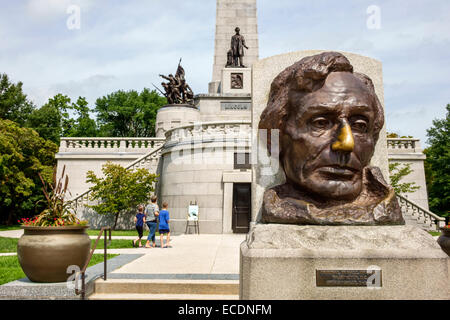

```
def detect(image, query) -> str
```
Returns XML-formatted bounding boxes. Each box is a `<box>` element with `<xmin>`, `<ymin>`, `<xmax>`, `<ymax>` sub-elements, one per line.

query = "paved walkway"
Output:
<box><xmin>0</xmin><ymin>232</ymin><xmax>247</xmax><ymax>276</ymax></box>
<box><xmin>0</xmin><ymin>230</ymin><xmax>23</xmax><ymax>238</ymax></box>
<box><xmin>110</xmin><ymin>234</ymin><xmax>246</xmax><ymax>275</ymax></box>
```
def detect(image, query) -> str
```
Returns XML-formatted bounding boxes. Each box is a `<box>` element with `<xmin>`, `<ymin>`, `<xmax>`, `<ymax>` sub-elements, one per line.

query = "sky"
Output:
<box><xmin>1</xmin><ymin>0</ymin><xmax>449</xmax><ymax>145</ymax></box>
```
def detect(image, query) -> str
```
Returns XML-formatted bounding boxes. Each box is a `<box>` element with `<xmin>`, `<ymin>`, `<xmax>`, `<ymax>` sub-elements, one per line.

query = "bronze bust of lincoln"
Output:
<box><xmin>258</xmin><ymin>52</ymin><xmax>404</xmax><ymax>225</ymax></box>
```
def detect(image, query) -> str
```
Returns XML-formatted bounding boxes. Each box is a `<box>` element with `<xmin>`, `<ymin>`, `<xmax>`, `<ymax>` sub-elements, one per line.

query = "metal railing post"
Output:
<box><xmin>81</xmin><ymin>272</ymin><xmax>86</xmax><ymax>300</ymax></box>
<box><xmin>74</xmin><ymin>226</ymin><xmax>112</xmax><ymax>299</ymax></box>
<box><xmin>104</xmin><ymin>230</ymin><xmax>107</xmax><ymax>281</ymax></box>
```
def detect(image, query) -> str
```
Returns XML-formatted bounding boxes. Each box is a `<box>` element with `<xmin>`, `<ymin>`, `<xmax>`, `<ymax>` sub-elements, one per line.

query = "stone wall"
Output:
<box><xmin>56</xmin><ymin>138</ymin><xmax>163</xmax><ymax>198</ymax></box>
<box><xmin>196</xmin><ymin>93</ymin><xmax>251</xmax><ymax>123</ymax></box>
<box><xmin>387</xmin><ymin>138</ymin><xmax>429</xmax><ymax>209</ymax></box>
<box><xmin>158</xmin><ymin>121</ymin><xmax>251</xmax><ymax>234</ymax></box>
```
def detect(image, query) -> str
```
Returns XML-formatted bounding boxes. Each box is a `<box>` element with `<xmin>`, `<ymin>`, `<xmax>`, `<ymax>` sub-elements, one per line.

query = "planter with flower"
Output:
<box><xmin>17</xmin><ymin>166</ymin><xmax>90</xmax><ymax>283</ymax></box>
<box><xmin>437</xmin><ymin>224</ymin><xmax>450</xmax><ymax>257</ymax></box>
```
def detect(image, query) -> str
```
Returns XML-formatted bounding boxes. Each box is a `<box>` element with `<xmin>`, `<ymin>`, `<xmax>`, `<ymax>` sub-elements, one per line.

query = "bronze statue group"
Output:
<box><xmin>155</xmin><ymin>60</ymin><xmax>194</xmax><ymax>105</ymax></box>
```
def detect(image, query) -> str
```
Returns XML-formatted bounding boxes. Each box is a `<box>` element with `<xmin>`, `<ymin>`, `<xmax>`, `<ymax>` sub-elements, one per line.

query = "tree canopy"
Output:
<box><xmin>424</xmin><ymin>104</ymin><xmax>450</xmax><ymax>217</ymax></box>
<box><xmin>95</xmin><ymin>88</ymin><xmax>167</xmax><ymax>137</ymax></box>
<box><xmin>0</xmin><ymin>73</ymin><xmax>34</xmax><ymax>126</ymax></box>
<box><xmin>63</xmin><ymin>97</ymin><xmax>98</xmax><ymax>138</ymax></box>
<box><xmin>0</xmin><ymin>72</ymin><xmax>166</xmax><ymax>226</ymax></box>
<box><xmin>86</xmin><ymin>162</ymin><xmax>158</xmax><ymax>230</ymax></box>
<box><xmin>26</xmin><ymin>94</ymin><xmax>71</xmax><ymax>144</ymax></box>
<box><xmin>0</xmin><ymin>119</ymin><xmax>58</xmax><ymax>224</ymax></box>
<box><xmin>389</xmin><ymin>162</ymin><xmax>420</xmax><ymax>194</ymax></box>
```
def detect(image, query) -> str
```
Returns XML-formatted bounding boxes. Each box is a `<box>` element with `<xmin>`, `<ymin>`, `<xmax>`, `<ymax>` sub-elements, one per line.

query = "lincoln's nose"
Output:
<box><xmin>332</xmin><ymin>119</ymin><xmax>354</xmax><ymax>152</ymax></box>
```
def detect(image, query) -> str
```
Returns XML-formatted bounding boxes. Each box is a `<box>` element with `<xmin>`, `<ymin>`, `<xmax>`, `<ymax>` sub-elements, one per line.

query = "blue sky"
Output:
<box><xmin>1</xmin><ymin>0</ymin><xmax>449</xmax><ymax>145</ymax></box>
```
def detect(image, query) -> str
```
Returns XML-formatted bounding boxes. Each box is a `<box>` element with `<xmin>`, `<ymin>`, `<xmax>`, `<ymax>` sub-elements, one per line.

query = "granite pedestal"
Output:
<box><xmin>240</xmin><ymin>224</ymin><xmax>449</xmax><ymax>300</ymax></box>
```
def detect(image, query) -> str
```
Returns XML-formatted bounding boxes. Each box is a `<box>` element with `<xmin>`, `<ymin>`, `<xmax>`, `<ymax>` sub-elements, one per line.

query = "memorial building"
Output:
<box><xmin>56</xmin><ymin>0</ymin><xmax>442</xmax><ymax>234</ymax></box>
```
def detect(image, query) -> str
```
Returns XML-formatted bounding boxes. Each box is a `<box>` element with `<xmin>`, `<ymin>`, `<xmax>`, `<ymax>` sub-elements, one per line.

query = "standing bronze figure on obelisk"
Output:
<box><xmin>226</xmin><ymin>27</ymin><xmax>249</xmax><ymax>68</ymax></box>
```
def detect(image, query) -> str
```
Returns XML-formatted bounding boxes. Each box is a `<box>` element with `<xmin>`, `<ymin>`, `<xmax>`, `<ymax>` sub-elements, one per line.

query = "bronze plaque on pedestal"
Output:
<box><xmin>231</xmin><ymin>73</ymin><xmax>244</xmax><ymax>89</ymax></box>
<box><xmin>316</xmin><ymin>270</ymin><xmax>382</xmax><ymax>287</ymax></box>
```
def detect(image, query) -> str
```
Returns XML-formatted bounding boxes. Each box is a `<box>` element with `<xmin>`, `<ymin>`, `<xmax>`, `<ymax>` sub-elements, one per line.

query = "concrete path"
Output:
<box><xmin>111</xmin><ymin>234</ymin><xmax>246</xmax><ymax>275</ymax></box>
<box><xmin>1</xmin><ymin>234</ymin><xmax>247</xmax><ymax>276</ymax></box>
<box><xmin>0</xmin><ymin>230</ymin><xmax>23</xmax><ymax>238</ymax></box>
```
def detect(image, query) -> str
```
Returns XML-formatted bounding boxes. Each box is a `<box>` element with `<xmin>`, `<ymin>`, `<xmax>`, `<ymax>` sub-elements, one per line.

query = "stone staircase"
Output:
<box><xmin>88</xmin><ymin>278</ymin><xmax>239</xmax><ymax>300</ymax></box>
<box><xmin>69</xmin><ymin>145</ymin><xmax>164</xmax><ymax>228</ymax></box>
<box><xmin>397</xmin><ymin>193</ymin><xmax>446</xmax><ymax>231</ymax></box>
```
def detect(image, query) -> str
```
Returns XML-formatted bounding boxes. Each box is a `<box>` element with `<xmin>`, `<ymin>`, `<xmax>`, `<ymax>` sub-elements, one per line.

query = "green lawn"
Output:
<box><xmin>428</xmin><ymin>231</ymin><xmax>442</xmax><ymax>237</ymax></box>
<box><xmin>87</xmin><ymin>229</ymin><xmax>160</xmax><ymax>237</ymax></box>
<box><xmin>91</xmin><ymin>239</ymin><xmax>137</xmax><ymax>249</ymax></box>
<box><xmin>0</xmin><ymin>236</ymin><xmax>136</xmax><ymax>253</ymax></box>
<box><xmin>0</xmin><ymin>237</ymin><xmax>18</xmax><ymax>253</ymax></box>
<box><xmin>0</xmin><ymin>225</ymin><xmax>21</xmax><ymax>232</ymax></box>
<box><xmin>0</xmin><ymin>254</ymin><xmax>118</xmax><ymax>285</ymax></box>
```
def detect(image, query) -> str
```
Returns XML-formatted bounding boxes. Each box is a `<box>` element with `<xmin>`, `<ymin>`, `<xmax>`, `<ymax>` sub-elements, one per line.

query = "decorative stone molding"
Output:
<box><xmin>164</xmin><ymin>120</ymin><xmax>252</xmax><ymax>149</ymax></box>
<box><xmin>387</xmin><ymin>138</ymin><xmax>421</xmax><ymax>151</ymax></box>
<box><xmin>59</xmin><ymin>138</ymin><xmax>165</xmax><ymax>153</ymax></box>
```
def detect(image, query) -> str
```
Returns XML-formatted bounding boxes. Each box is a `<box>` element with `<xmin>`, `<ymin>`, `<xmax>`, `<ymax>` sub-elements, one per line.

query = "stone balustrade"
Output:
<box><xmin>397</xmin><ymin>193</ymin><xmax>446</xmax><ymax>231</ymax></box>
<box><xmin>387</xmin><ymin>138</ymin><xmax>420</xmax><ymax>151</ymax></box>
<box><xmin>164</xmin><ymin>120</ymin><xmax>252</xmax><ymax>147</ymax></box>
<box><xmin>59</xmin><ymin>137</ymin><xmax>165</xmax><ymax>153</ymax></box>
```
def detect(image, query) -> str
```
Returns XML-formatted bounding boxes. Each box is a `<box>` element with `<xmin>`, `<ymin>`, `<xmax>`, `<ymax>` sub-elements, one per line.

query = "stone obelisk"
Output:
<box><xmin>209</xmin><ymin>0</ymin><xmax>259</xmax><ymax>93</ymax></box>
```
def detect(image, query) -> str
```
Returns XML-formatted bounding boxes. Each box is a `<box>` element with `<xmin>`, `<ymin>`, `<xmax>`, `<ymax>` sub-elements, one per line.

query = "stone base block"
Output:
<box><xmin>221</xmin><ymin>67</ymin><xmax>251</xmax><ymax>94</ymax></box>
<box><xmin>240</xmin><ymin>224</ymin><xmax>449</xmax><ymax>300</ymax></box>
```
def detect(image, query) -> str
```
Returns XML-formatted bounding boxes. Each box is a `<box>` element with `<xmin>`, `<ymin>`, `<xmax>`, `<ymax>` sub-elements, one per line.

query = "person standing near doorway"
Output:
<box><xmin>145</xmin><ymin>195</ymin><xmax>159</xmax><ymax>248</ymax></box>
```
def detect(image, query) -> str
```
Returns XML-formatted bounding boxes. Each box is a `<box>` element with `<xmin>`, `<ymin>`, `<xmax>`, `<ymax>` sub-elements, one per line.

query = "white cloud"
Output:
<box><xmin>1</xmin><ymin>0</ymin><xmax>449</xmax><ymax>143</ymax></box>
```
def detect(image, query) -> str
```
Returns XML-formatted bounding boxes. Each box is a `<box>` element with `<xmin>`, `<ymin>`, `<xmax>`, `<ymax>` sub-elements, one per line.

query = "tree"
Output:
<box><xmin>27</xmin><ymin>94</ymin><xmax>99</xmax><ymax>143</ymax></box>
<box><xmin>387</xmin><ymin>132</ymin><xmax>420</xmax><ymax>194</ymax></box>
<box><xmin>386</xmin><ymin>132</ymin><xmax>413</xmax><ymax>138</ymax></box>
<box><xmin>0</xmin><ymin>73</ymin><xmax>35</xmax><ymax>126</ymax></box>
<box><xmin>389</xmin><ymin>162</ymin><xmax>420</xmax><ymax>194</ymax></box>
<box><xmin>86</xmin><ymin>162</ymin><xmax>158</xmax><ymax>230</ymax></box>
<box><xmin>0</xmin><ymin>119</ymin><xmax>58</xmax><ymax>225</ymax></box>
<box><xmin>27</xmin><ymin>94</ymin><xmax>71</xmax><ymax>144</ymax></box>
<box><xmin>424</xmin><ymin>104</ymin><xmax>450</xmax><ymax>217</ymax></box>
<box><xmin>64</xmin><ymin>97</ymin><xmax>98</xmax><ymax>137</ymax></box>
<box><xmin>95</xmin><ymin>88</ymin><xmax>166</xmax><ymax>137</ymax></box>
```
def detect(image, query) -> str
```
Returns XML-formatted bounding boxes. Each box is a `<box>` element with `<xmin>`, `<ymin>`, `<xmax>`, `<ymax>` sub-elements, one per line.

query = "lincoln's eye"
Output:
<box><xmin>351</xmin><ymin>119</ymin><xmax>368</xmax><ymax>133</ymax></box>
<box><xmin>311</xmin><ymin>117</ymin><xmax>331</xmax><ymax>130</ymax></box>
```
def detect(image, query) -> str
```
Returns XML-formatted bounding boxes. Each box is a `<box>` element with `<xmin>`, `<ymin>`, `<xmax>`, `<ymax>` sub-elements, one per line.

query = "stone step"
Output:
<box><xmin>404</xmin><ymin>218</ymin><xmax>434</xmax><ymax>230</ymax></box>
<box><xmin>89</xmin><ymin>293</ymin><xmax>239</xmax><ymax>300</ymax></box>
<box><xmin>92</xmin><ymin>279</ymin><xmax>239</xmax><ymax>296</ymax></box>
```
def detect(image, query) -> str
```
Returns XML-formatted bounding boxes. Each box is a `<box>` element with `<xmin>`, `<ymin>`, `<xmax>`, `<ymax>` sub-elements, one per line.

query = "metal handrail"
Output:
<box><xmin>75</xmin><ymin>227</ymin><xmax>112</xmax><ymax>300</ymax></box>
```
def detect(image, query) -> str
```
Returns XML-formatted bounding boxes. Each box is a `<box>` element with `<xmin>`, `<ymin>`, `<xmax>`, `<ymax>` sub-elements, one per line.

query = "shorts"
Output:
<box><xmin>136</xmin><ymin>225</ymin><xmax>143</xmax><ymax>238</ymax></box>
<box><xmin>159</xmin><ymin>229</ymin><xmax>170</xmax><ymax>234</ymax></box>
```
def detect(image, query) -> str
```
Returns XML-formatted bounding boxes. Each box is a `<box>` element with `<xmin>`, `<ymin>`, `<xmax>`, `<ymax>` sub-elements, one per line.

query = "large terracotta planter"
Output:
<box><xmin>437</xmin><ymin>227</ymin><xmax>450</xmax><ymax>257</ymax></box>
<box><xmin>17</xmin><ymin>226</ymin><xmax>91</xmax><ymax>283</ymax></box>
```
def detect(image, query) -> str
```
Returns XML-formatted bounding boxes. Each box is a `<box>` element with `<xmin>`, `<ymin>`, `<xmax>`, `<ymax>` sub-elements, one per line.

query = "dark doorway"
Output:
<box><xmin>232</xmin><ymin>183</ymin><xmax>251</xmax><ymax>233</ymax></box>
